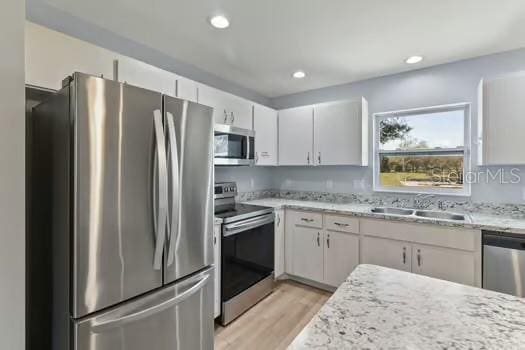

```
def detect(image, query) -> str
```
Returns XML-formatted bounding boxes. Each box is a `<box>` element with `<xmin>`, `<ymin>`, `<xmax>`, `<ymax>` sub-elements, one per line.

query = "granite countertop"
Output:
<box><xmin>289</xmin><ymin>264</ymin><xmax>525</xmax><ymax>350</ymax></box>
<box><xmin>243</xmin><ymin>198</ymin><xmax>525</xmax><ymax>234</ymax></box>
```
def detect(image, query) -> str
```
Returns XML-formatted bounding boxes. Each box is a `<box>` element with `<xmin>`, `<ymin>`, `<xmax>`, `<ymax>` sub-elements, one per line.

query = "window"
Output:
<box><xmin>374</xmin><ymin>103</ymin><xmax>470</xmax><ymax>196</ymax></box>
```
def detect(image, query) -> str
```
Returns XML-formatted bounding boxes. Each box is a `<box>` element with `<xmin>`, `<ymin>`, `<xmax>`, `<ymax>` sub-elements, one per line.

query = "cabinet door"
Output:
<box><xmin>324</xmin><ymin>231</ymin><xmax>359</xmax><ymax>287</ymax></box>
<box><xmin>254</xmin><ymin>104</ymin><xmax>278</xmax><ymax>165</ymax></box>
<box><xmin>176</xmin><ymin>75</ymin><xmax>198</xmax><ymax>102</ymax></box>
<box><xmin>118</xmin><ymin>56</ymin><xmax>176</xmax><ymax>96</ymax></box>
<box><xmin>274</xmin><ymin>209</ymin><xmax>285</xmax><ymax>278</ymax></box>
<box><xmin>314</xmin><ymin>99</ymin><xmax>368</xmax><ymax>165</ymax></box>
<box><xmin>278</xmin><ymin>106</ymin><xmax>314</xmax><ymax>165</ymax></box>
<box><xmin>198</xmin><ymin>84</ymin><xmax>229</xmax><ymax>124</ymax></box>
<box><xmin>229</xmin><ymin>95</ymin><xmax>253</xmax><ymax>129</ymax></box>
<box><xmin>213</xmin><ymin>223</ymin><xmax>221</xmax><ymax>318</ymax></box>
<box><xmin>361</xmin><ymin>236</ymin><xmax>411</xmax><ymax>272</ymax></box>
<box><xmin>411</xmin><ymin>244</ymin><xmax>475</xmax><ymax>286</ymax></box>
<box><xmin>291</xmin><ymin>226</ymin><xmax>323</xmax><ymax>282</ymax></box>
<box><xmin>25</xmin><ymin>22</ymin><xmax>114</xmax><ymax>90</ymax></box>
<box><xmin>481</xmin><ymin>74</ymin><xmax>525</xmax><ymax>165</ymax></box>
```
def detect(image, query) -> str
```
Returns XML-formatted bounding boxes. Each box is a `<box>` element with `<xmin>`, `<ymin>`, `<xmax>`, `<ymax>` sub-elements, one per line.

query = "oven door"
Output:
<box><xmin>214</xmin><ymin>125</ymin><xmax>255</xmax><ymax>166</ymax></box>
<box><xmin>221</xmin><ymin>213</ymin><xmax>274</xmax><ymax>302</ymax></box>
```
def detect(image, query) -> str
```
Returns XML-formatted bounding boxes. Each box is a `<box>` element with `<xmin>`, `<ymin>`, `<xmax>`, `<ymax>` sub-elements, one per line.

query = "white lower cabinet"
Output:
<box><xmin>361</xmin><ymin>236</ymin><xmax>411</xmax><ymax>272</ymax></box>
<box><xmin>213</xmin><ymin>223</ymin><xmax>221</xmax><ymax>318</ymax></box>
<box><xmin>284</xmin><ymin>210</ymin><xmax>481</xmax><ymax>289</ymax></box>
<box><xmin>274</xmin><ymin>209</ymin><xmax>285</xmax><ymax>278</ymax></box>
<box><xmin>411</xmin><ymin>244</ymin><xmax>476</xmax><ymax>286</ymax></box>
<box><xmin>290</xmin><ymin>226</ymin><xmax>324</xmax><ymax>282</ymax></box>
<box><xmin>286</xmin><ymin>211</ymin><xmax>359</xmax><ymax>287</ymax></box>
<box><xmin>323</xmin><ymin>231</ymin><xmax>359</xmax><ymax>287</ymax></box>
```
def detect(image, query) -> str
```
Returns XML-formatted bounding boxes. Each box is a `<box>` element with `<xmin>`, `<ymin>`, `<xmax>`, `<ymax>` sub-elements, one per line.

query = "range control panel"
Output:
<box><xmin>214</xmin><ymin>182</ymin><xmax>237</xmax><ymax>198</ymax></box>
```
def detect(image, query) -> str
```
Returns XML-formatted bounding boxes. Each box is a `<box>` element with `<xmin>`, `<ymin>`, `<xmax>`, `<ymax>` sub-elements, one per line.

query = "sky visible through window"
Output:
<box><xmin>380</xmin><ymin>110</ymin><xmax>464</xmax><ymax>151</ymax></box>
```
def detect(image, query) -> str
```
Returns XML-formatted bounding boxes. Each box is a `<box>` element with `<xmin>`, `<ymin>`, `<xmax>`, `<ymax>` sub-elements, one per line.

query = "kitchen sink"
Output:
<box><xmin>414</xmin><ymin>210</ymin><xmax>466</xmax><ymax>221</ymax></box>
<box><xmin>370</xmin><ymin>207</ymin><xmax>414</xmax><ymax>216</ymax></box>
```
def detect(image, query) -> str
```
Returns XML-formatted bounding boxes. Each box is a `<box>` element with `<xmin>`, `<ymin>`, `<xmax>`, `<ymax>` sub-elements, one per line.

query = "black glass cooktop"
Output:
<box><xmin>215</xmin><ymin>204</ymin><xmax>273</xmax><ymax>224</ymax></box>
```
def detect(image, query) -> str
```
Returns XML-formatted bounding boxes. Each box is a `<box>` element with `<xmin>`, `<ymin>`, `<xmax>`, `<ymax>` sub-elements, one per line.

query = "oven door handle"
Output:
<box><xmin>223</xmin><ymin>213</ymin><xmax>275</xmax><ymax>237</ymax></box>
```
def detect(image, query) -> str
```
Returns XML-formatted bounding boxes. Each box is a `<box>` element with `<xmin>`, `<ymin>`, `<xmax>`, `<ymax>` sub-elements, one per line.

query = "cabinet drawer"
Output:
<box><xmin>288</xmin><ymin>211</ymin><xmax>323</xmax><ymax>228</ymax></box>
<box><xmin>325</xmin><ymin>215</ymin><xmax>359</xmax><ymax>234</ymax></box>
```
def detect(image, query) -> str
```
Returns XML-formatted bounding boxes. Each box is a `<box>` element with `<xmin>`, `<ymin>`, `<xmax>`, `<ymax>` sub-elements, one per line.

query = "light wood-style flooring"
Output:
<box><xmin>215</xmin><ymin>280</ymin><xmax>332</xmax><ymax>350</ymax></box>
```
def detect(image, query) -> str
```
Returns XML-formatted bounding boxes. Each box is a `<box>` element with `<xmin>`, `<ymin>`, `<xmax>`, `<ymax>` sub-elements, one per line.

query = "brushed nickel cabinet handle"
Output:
<box><xmin>301</xmin><ymin>218</ymin><xmax>314</xmax><ymax>222</ymax></box>
<box><xmin>318</xmin><ymin>152</ymin><xmax>321</xmax><ymax>165</ymax></box>
<box><xmin>417</xmin><ymin>249</ymin><xmax>421</xmax><ymax>267</ymax></box>
<box><xmin>402</xmin><ymin>247</ymin><xmax>407</xmax><ymax>264</ymax></box>
<box><xmin>334</xmin><ymin>222</ymin><xmax>349</xmax><ymax>227</ymax></box>
<box><xmin>326</xmin><ymin>234</ymin><xmax>330</xmax><ymax>248</ymax></box>
<box><xmin>307</xmin><ymin>152</ymin><xmax>310</xmax><ymax>165</ymax></box>
<box><xmin>317</xmin><ymin>232</ymin><xmax>320</xmax><ymax>247</ymax></box>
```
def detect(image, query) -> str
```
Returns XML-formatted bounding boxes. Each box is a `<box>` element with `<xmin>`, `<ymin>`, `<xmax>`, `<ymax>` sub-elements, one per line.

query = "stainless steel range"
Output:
<box><xmin>214</xmin><ymin>182</ymin><xmax>275</xmax><ymax>325</ymax></box>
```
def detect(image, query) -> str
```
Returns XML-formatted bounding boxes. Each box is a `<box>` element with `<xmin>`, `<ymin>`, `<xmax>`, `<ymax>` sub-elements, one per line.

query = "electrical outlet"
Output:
<box><xmin>250</xmin><ymin>178</ymin><xmax>255</xmax><ymax>189</ymax></box>
<box><xmin>326</xmin><ymin>180</ymin><xmax>334</xmax><ymax>190</ymax></box>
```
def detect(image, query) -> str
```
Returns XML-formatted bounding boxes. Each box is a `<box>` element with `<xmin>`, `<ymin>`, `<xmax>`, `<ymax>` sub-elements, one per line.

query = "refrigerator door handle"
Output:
<box><xmin>152</xmin><ymin>109</ymin><xmax>168</xmax><ymax>270</ymax></box>
<box><xmin>91</xmin><ymin>273</ymin><xmax>210</xmax><ymax>332</ymax></box>
<box><xmin>166</xmin><ymin>110</ymin><xmax>180</xmax><ymax>266</ymax></box>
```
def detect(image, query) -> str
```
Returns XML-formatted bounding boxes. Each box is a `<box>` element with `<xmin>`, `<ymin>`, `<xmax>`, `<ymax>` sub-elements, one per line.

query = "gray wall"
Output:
<box><xmin>223</xmin><ymin>49</ymin><xmax>525</xmax><ymax>204</ymax></box>
<box><xmin>0</xmin><ymin>0</ymin><xmax>26</xmax><ymax>348</ymax></box>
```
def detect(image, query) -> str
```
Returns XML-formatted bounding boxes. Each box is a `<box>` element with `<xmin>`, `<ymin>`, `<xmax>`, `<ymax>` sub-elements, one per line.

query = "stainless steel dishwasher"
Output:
<box><xmin>483</xmin><ymin>231</ymin><xmax>525</xmax><ymax>297</ymax></box>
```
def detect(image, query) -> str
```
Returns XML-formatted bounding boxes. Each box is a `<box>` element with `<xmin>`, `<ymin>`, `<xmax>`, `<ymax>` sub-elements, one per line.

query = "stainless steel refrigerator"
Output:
<box><xmin>28</xmin><ymin>73</ymin><xmax>215</xmax><ymax>350</ymax></box>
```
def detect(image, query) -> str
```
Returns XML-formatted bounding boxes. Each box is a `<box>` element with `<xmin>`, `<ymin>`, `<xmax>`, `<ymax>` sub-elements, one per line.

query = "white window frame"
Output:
<box><xmin>373</xmin><ymin>103</ymin><xmax>471</xmax><ymax>196</ymax></box>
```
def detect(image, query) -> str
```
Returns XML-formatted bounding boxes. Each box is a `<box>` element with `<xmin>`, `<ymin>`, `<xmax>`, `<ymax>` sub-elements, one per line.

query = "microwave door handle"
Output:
<box><xmin>152</xmin><ymin>110</ymin><xmax>168</xmax><ymax>270</ymax></box>
<box><xmin>165</xmin><ymin>110</ymin><xmax>180</xmax><ymax>267</ymax></box>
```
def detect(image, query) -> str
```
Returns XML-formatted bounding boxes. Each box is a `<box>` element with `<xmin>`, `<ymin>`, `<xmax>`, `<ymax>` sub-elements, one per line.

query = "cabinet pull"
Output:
<box><xmin>326</xmin><ymin>234</ymin><xmax>330</xmax><ymax>248</ymax></box>
<box><xmin>300</xmin><ymin>218</ymin><xmax>314</xmax><ymax>223</ymax></box>
<box><xmin>223</xmin><ymin>110</ymin><xmax>228</xmax><ymax>124</ymax></box>
<box><xmin>277</xmin><ymin>214</ymin><xmax>281</xmax><ymax>226</ymax></box>
<box><xmin>307</xmin><ymin>152</ymin><xmax>310</xmax><ymax>164</ymax></box>
<box><xmin>318</xmin><ymin>152</ymin><xmax>321</xmax><ymax>165</ymax></box>
<box><xmin>255</xmin><ymin>152</ymin><xmax>259</xmax><ymax>163</ymax></box>
<box><xmin>417</xmin><ymin>249</ymin><xmax>421</xmax><ymax>267</ymax></box>
<box><xmin>214</xmin><ymin>236</ymin><xmax>217</xmax><ymax>245</ymax></box>
<box><xmin>317</xmin><ymin>232</ymin><xmax>320</xmax><ymax>247</ymax></box>
<box><xmin>402</xmin><ymin>247</ymin><xmax>406</xmax><ymax>264</ymax></box>
<box><xmin>334</xmin><ymin>222</ymin><xmax>349</xmax><ymax>227</ymax></box>
<box><xmin>231</xmin><ymin>112</ymin><xmax>235</xmax><ymax>124</ymax></box>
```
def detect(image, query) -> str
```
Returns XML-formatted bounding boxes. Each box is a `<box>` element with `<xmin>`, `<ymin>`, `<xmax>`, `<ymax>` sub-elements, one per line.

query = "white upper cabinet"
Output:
<box><xmin>175</xmin><ymin>75</ymin><xmax>198</xmax><ymax>102</ymax></box>
<box><xmin>25</xmin><ymin>22</ymin><xmax>114</xmax><ymax>90</ymax></box>
<box><xmin>198</xmin><ymin>84</ymin><xmax>253</xmax><ymax>129</ymax></box>
<box><xmin>253</xmin><ymin>104</ymin><xmax>278</xmax><ymax>165</ymax></box>
<box><xmin>478</xmin><ymin>74</ymin><xmax>525</xmax><ymax>165</ymax></box>
<box><xmin>278</xmin><ymin>106</ymin><xmax>314</xmax><ymax>165</ymax></box>
<box><xmin>118</xmin><ymin>56</ymin><xmax>176</xmax><ymax>96</ymax></box>
<box><xmin>314</xmin><ymin>98</ymin><xmax>368</xmax><ymax>166</ymax></box>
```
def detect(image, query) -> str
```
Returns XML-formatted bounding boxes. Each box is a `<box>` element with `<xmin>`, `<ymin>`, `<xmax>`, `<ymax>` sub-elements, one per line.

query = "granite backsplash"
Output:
<box><xmin>236</xmin><ymin>189</ymin><xmax>525</xmax><ymax>218</ymax></box>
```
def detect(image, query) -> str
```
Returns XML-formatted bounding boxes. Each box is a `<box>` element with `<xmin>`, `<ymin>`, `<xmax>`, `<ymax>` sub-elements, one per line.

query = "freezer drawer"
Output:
<box><xmin>483</xmin><ymin>232</ymin><xmax>525</xmax><ymax>297</ymax></box>
<box><xmin>74</xmin><ymin>267</ymin><xmax>214</xmax><ymax>350</ymax></box>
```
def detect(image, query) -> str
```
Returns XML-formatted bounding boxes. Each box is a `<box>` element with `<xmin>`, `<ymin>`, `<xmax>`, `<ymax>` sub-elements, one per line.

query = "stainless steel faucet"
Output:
<box><xmin>412</xmin><ymin>194</ymin><xmax>434</xmax><ymax>209</ymax></box>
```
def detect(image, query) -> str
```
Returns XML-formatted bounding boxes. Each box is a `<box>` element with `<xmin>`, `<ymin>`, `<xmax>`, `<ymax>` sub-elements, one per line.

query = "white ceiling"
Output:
<box><xmin>33</xmin><ymin>0</ymin><xmax>525</xmax><ymax>97</ymax></box>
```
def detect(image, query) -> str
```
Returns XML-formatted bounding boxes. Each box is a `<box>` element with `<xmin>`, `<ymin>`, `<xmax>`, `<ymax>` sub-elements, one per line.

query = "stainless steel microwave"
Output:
<box><xmin>214</xmin><ymin>124</ymin><xmax>255</xmax><ymax>166</ymax></box>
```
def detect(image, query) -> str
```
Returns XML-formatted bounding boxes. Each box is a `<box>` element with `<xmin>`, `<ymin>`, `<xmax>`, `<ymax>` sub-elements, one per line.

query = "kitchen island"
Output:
<box><xmin>289</xmin><ymin>264</ymin><xmax>525</xmax><ymax>349</ymax></box>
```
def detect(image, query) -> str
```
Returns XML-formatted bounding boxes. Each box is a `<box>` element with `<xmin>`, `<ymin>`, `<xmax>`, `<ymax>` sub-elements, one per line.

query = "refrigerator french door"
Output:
<box><xmin>29</xmin><ymin>73</ymin><xmax>214</xmax><ymax>350</ymax></box>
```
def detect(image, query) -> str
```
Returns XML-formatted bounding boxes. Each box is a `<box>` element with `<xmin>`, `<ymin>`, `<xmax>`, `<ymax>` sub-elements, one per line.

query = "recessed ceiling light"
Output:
<box><xmin>209</xmin><ymin>15</ymin><xmax>230</xmax><ymax>29</ymax></box>
<box><xmin>292</xmin><ymin>70</ymin><xmax>306</xmax><ymax>79</ymax></box>
<box><xmin>405</xmin><ymin>56</ymin><xmax>423</xmax><ymax>64</ymax></box>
